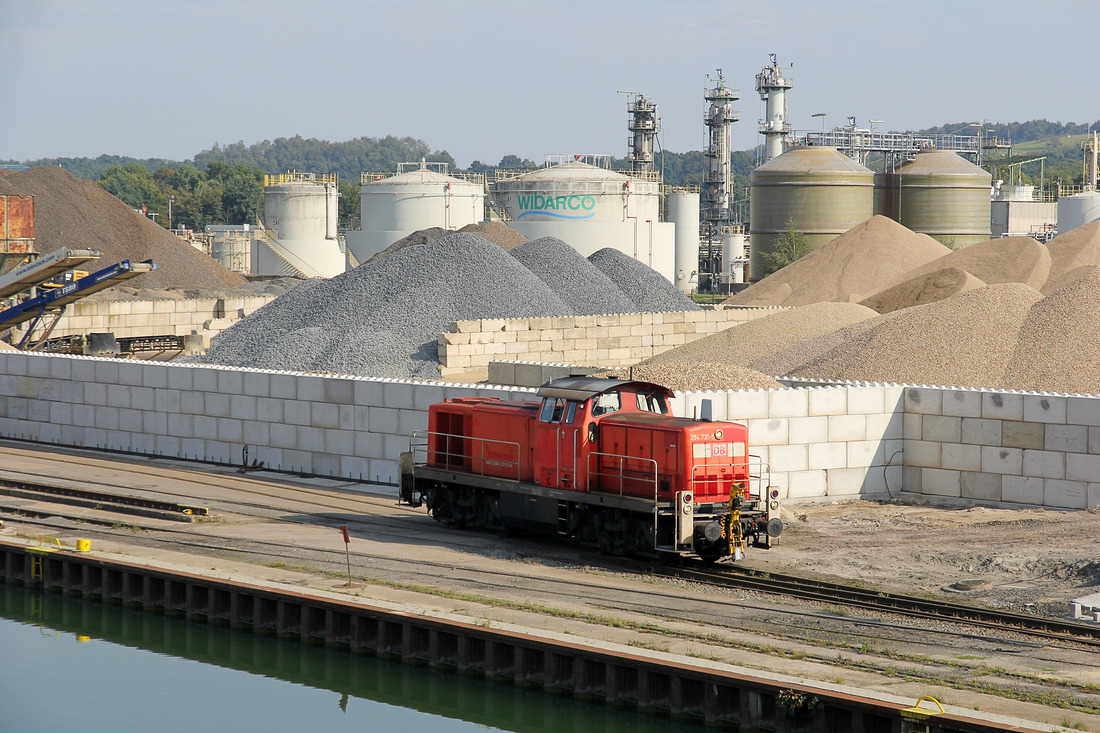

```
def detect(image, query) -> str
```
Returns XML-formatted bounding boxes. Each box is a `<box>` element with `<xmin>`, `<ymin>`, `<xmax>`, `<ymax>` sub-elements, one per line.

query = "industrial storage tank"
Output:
<box><xmin>1058</xmin><ymin>191</ymin><xmax>1100</xmax><ymax>233</ymax></box>
<box><xmin>345</xmin><ymin>161</ymin><xmax>485</xmax><ymax>264</ymax></box>
<box><xmin>877</xmin><ymin>150</ymin><xmax>991</xmax><ymax>247</ymax></box>
<box><xmin>749</xmin><ymin>147</ymin><xmax>873</xmax><ymax>281</ymax></box>
<box><xmin>259</xmin><ymin>172</ymin><xmax>345</xmax><ymax>278</ymax></box>
<box><xmin>667</xmin><ymin>189</ymin><xmax>699</xmax><ymax>293</ymax></box>
<box><xmin>492</xmin><ymin>158</ymin><xmax>675</xmax><ymax>283</ymax></box>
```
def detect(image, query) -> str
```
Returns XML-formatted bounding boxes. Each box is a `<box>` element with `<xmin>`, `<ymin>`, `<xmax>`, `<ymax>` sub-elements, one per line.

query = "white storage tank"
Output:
<box><xmin>345</xmin><ymin>161</ymin><xmax>485</xmax><ymax>264</ymax></box>
<box><xmin>722</xmin><ymin>227</ymin><xmax>747</xmax><ymax>284</ymax></box>
<box><xmin>260</xmin><ymin>172</ymin><xmax>345</xmax><ymax>278</ymax></box>
<box><xmin>1058</xmin><ymin>191</ymin><xmax>1100</xmax><ymax>233</ymax></box>
<box><xmin>667</xmin><ymin>189</ymin><xmax>700</xmax><ymax>293</ymax></box>
<box><xmin>492</xmin><ymin>158</ymin><xmax>675</xmax><ymax>282</ymax></box>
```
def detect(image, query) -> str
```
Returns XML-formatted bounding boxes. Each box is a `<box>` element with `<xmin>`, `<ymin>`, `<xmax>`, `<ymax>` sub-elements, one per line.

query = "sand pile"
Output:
<box><xmin>1003</xmin><ymin>268</ymin><xmax>1100</xmax><ymax>394</ymax></box>
<box><xmin>784</xmin><ymin>283</ymin><xmax>1043</xmax><ymax>388</ymax></box>
<box><xmin>858</xmin><ymin>267</ymin><xmax>986</xmax><ymax>314</ymax></box>
<box><xmin>728</xmin><ymin>216</ymin><xmax>950</xmax><ymax>307</ymax></box>
<box><xmin>0</xmin><ymin>167</ymin><xmax>245</xmax><ymax>292</ymax></box>
<box><xmin>645</xmin><ymin>302</ymin><xmax>878</xmax><ymax>371</ymax></box>
<box><xmin>1040</xmin><ymin>221</ymin><xmax>1100</xmax><ymax>294</ymax></box>
<box><xmin>875</xmin><ymin>235</ymin><xmax>1050</xmax><ymax>293</ymax></box>
<box><xmin>458</xmin><ymin>221</ymin><xmax>529</xmax><ymax>250</ymax></box>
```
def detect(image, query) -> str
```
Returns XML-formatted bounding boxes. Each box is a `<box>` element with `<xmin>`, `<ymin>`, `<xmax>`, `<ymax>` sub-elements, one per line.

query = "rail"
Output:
<box><xmin>410</xmin><ymin>430</ymin><xmax>522</xmax><ymax>481</ymax></box>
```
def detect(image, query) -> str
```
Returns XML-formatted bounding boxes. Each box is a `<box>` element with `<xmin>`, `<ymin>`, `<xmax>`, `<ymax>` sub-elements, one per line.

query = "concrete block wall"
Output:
<box><xmin>437</xmin><ymin>308</ymin><xmax>782</xmax><ymax>378</ymax></box>
<box><xmin>10</xmin><ymin>296</ymin><xmax>276</xmax><ymax>340</ymax></box>
<box><xmin>903</xmin><ymin>386</ymin><xmax>1100</xmax><ymax>509</ymax></box>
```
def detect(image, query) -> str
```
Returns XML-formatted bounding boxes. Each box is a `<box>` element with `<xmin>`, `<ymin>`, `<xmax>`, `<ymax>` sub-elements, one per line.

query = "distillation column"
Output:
<box><xmin>703</xmin><ymin>71</ymin><xmax>738</xmax><ymax>233</ymax></box>
<box><xmin>755</xmin><ymin>53</ymin><xmax>794</xmax><ymax>162</ymax></box>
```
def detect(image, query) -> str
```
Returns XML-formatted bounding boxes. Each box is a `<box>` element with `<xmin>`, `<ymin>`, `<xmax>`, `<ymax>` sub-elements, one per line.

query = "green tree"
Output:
<box><xmin>761</xmin><ymin>217</ymin><xmax>813</xmax><ymax>276</ymax></box>
<box><xmin>97</xmin><ymin>163</ymin><xmax>167</xmax><ymax>215</ymax></box>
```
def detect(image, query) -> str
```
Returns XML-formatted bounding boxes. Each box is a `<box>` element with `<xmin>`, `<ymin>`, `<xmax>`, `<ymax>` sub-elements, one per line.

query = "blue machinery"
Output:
<box><xmin>0</xmin><ymin>259</ymin><xmax>156</xmax><ymax>350</ymax></box>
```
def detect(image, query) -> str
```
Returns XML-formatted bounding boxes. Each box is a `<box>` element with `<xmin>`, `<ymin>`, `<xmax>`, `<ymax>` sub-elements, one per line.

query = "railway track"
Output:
<box><xmin>661</xmin><ymin>564</ymin><xmax>1100</xmax><ymax>648</ymax></box>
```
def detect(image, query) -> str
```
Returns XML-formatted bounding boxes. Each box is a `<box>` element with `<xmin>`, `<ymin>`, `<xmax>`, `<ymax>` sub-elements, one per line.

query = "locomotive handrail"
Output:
<box><xmin>746</xmin><ymin>454</ymin><xmax>772</xmax><ymax>501</ymax></box>
<box><xmin>410</xmin><ymin>430</ymin><xmax>522</xmax><ymax>481</ymax></box>
<box><xmin>585</xmin><ymin>451</ymin><xmax>659</xmax><ymax>500</ymax></box>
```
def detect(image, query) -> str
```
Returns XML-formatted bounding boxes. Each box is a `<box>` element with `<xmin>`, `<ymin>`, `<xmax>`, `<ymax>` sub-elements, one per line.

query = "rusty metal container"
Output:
<box><xmin>0</xmin><ymin>195</ymin><xmax>37</xmax><ymax>276</ymax></box>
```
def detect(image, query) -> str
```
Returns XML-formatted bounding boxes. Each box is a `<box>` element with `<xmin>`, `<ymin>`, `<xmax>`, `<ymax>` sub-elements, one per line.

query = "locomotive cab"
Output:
<box><xmin>400</xmin><ymin>377</ymin><xmax>781</xmax><ymax>562</ymax></box>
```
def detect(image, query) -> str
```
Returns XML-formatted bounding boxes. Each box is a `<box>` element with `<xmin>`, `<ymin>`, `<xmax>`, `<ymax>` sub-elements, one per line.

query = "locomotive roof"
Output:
<box><xmin>536</xmin><ymin>376</ymin><xmax>674</xmax><ymax>402</ymax></box>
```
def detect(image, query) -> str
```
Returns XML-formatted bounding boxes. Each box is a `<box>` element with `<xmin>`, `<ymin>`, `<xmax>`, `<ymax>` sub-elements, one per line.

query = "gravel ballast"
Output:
<box><xmin>587</xmin><ymin>247</ymin><xmax>699</xmax><ymax>312</ymax></box>
<box><xmin>511</xmin><ymin>237</ymin><xmax>637</xmax><ymax>316</ymax></box>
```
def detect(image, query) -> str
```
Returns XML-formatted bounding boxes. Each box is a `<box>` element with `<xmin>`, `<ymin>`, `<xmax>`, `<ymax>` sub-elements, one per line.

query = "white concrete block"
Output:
<box><xmin>1023</xmin><ymin>394</ymin><xmax>1067</xmax><ymax>424</ymax></box>
<box><xmin>284</xmin><ymin>401</ymin><xmax>311</xmax><ymax>426</ymax></box>
<box><xmin>270</xmin><ymin>374</ymin><xmax>298</xmax><ymax>399</ymax></box>
<box><xmin>93</xmin><ymin>406</ymin><xmax>120</xmax><ymax>431</ymax></box>
<box><xmin>228</xmin><ymin>395</ymin><xmax>257</xmax><ymax>421</ymax></box>
<box><xmin>203</xmin><ymin>393</ymin><xmax>231</xmax><ymax>418</ymax></box>
<box><xmin>282</xmin><ymin>450</ymin><xmax>314</xmax><ymax>474</ymax></box>
<box><xmin>727</xmin><ymin>390</ymin><xmax>771</xmax><ymax>420</ymax></box>
<box><xmin>767</xmin><ymin>444</ymin><xmax>808</xmax><ymax>472</ymax></box>
<box><xmin>1067</xmin><ymin>453</ymin><xmax>1100</xmax><ymax>482</ymax></box>
<box><xmin>1089</xmin><ymin>483</ymin><xmax>1100</xmax><ymax>509</ymax></box>
<box><xmin>1022</xmin><ymin>449</ymin><xmax>1065</xmax><ymax>479</ymax></box>
<box><xmin>117</xmin><ymin>362</ymin><xmax>145</xmax><ymax>387</ymax></box>
<box><xmin>828</xmin><ymin>414</ymin><xmax>867</xmax><ymax>442</ymax></box>
<box><xmin>106</xmin><ymin>384</ymin><xmax>130</xmax><ymax>409</ymax></box>
<box><xmin>847</xmin><ymin>387</ymin><xmax>885</xmax><ymax>415</ymax></box>
<box><xmin>922</xmin><ymin>415</ymin><xmax>961</xmax><ymax>443</ymax></box>
<box><xmin>106</xmin><ymin>430</ymin><xmax>133</xmax><ymax>451</ymax></box>
<box><xmin>788</xmin><ymin>416</ymin><xmax>828</xmax><ymax>444</ymax></box>
<box><xmin>312</xmin><ymin>454</ymin><xmax>341</xmax><ymax>478</ymax></box>
<box><xmin>270</xmin><ymin>423</ymin><xmax>298</xmax><ymax>450</ymax></box>
<box><xmin>905</xmin><ymin>440</ymin><xmax>941</xmax><ymax>468</ymax></box>
<box><xmin>383</xmin><ymin>433</ymin><xmax>409</xmax><ymax>460</ymax></box>
<box><xmin>904</xmin><ymin>387</ymin><xmax>941</xmax><ymax>415</ymax></box>
<box><xmin>193</xmin><ymin>415</ymin><xmax>217</xmax><ymax>439</ymax></box>
<box><xmin>192</xmin><ymin>368</ymin><xmax>219</xmax><ymax>393</ymax></box>
<box><xmin>217</xmin><ymin>418</ymin><xmax>244</xmax><ymax>443</ymax></box>
<box><xmin>154</xmin><ymin>389</ymin><xmax>180</xmax><ymax>413</ymax></box>
<box><xmin>808</xmin><ymin>388</ymin><xmax>847</xmax><ymax>416</ymax></box>
<box><xmin>166</xmin><ymin>414</ymin><xmax>193</xmax><ymax>439</ymax></box>
<box><xmin>341</xmin><ymin>456</ymin><xmax>371</xmax><ymax>481</ymax></box>
<box><xmin>847</xmin><ymin>440</ymin><xmax>883</xmax><ymax>468</ymax></box>
<box><xmin>242</xmin><ymin>421</ymin><xmax>270</xmax><ymax>445</ymax></box>
<box><xmin>141</xmin><ymin>411</ymin><xmax>167</xmax><ymax>436</ymax></box>
<box><xmin>961</xmin><ymin>418</ymin><xmax>1001</xmax><ymax>446</ymax></box>
<box><xmin>311</xmin><ymin>402</ymin><xmax>340</xmax><ymax>429</ymax></box>
<box><xmin>339</xmin><ymin>404</ymin><xmax>355</xmax><ymax>430</ymax></box>
<box><xmin>242</xmin><ymin>372</ymin><xmax>271</xmax><ymax>397</ymax></box>
<box><xmin>787</xmin><ymin>470</ymin><xmax>827</xmax><ymax>498</ymax></box>
<box><xmin>355</xmin><ymin>432</ymin><xmax>386</xmax><ymax>460</ymax></box>
<box><xmin>1067</xmin><ymin>395</ymin><xmax>1100</xmax><ymax>426</ymax></box>
<box><xmin>902</xmin><ymin>412</ymin><xmax>922</xmax><ymax>440</ymax></box>
<box><xmin>941</xmin><ymin>443</ymin><xmax>981</xmax><ymax>472</ymax></box>
<box><xmin>808</xmin><ymin>442</ymin><xmax>847</xmax><ymax>470</ymax></box>
<box><xmin>941</xmin><ymin>389</ymin><xmax>982</xmax><ymax>417</ymax></box>
<box><xmin>131</xmin><ymin>432</ymin><xmax>155</xmax><ymax>455</ymax></box>
<box><xmin>28</xmin><ymin>399</ymin><xmax>49</xmax><ymax>423</ymax></box>
<box><xmin>865</xmin><ymin>411</ymin><xmax>903</xmax><ymax>441</ymax></box>
<box><xmin>47</xmin><ymin>357</ymin><xmax>73</xmax><ymax>380</ymax></box>
<box><xmin>72</xmin><ymin>404</ymin><xmax>95</xmax><ymax>428</ymax></box>
<box><xmin>982</xmin><ymin>392</ymin><xmax>1023</xmax><ymax>420</ymax></box>
<box><xmin>383</xmin><ymin>382</ymin><xmax>416</xmax><ymax>409</ymax></box>
<box><xmin>214</xmin><ymin>369</ymin><xmax>243</xmax><ymax>396</ymax></box>
<box><xmin>179</xmin><ymin>392</ymin><xmax>204</xmax><ymax>415</ymax></box>
<box><xmin>1002</xmin><ymin>475</ymin><xmax>1044</xmax><ymax>504</ymax></box>
<box><xmin>982</xmin><ymin>445</ymin><xmax>1022</xmax><ymax>475</ymax></box>
<box><xmin>141</xmin><ymin>364</ymin><xmax>168</xmax><ymax>389</ymax></box>
<box><xmin>323</xmin><ymin>428</ymin><xmax>354</xmax><ymax>456</ymax></box>
<box><xmin>71</xmin><ymin>359</ymin><xmax>97</xmax><ymax>382</ymax></box>
<box><xmin>1045</xmin><ymin>424</ymin><xmax>1087</xmax><ymax>453</ymax></box>
<box><xmin>746</xmin><ymin>417</ymin><xmax>789</xmax><ymax>446</ymax></box>
<box><xmin>323</xmin><ymin>378</ymin><xmax>354</xmax><ymax>405</ymax></box>
<box><xmin>769</xmin><ymin>389</ymin><xmax>809</xmax><ymax>418</ymax></box>
<box><xmin>826</xmin><ymin>466</ymin><xmax>873</xmax><ymax>496</ymax></box>
<box><xmin>369</xmin><ymin>459</ymin><xmax>400</xmax><ymax>484</ymax></box>
<box><xmin>960</xmin><ymin>471</ymin><xmax>1001</xmax><ymax>502</ymax></box>
<box><xmin>255</xmin><ymin>397</ymin><xmax>283</xmax><ymax>423</ymax></box>
<box><xmin>49</xmin><ymin>402</ymin><xmax>73</xmax><ymax>426</ymax></box>
<box><xmin>368</xmin><ymin>407</ymin><xmax>400</xmax><ymax>435</ymax></box>
<box><xmin>130</xmin><ymin>386</ymin><xmax>154</xmax><ymax>410</ymax></box>
<box><xmin>921</xmin><ymin>468</ymin><xmax>961</xmax><ymax>497</ymax></box>
<box><xmin>413</xmin><ymin>384</ymin><xmax>446</xmax><ymax>411</ymax></box>
<box><xmin>441</xmin><ymin>385</ymin><xmax>479</xmax><ymax>401</ymax></box>
<box><xmin>167</xmin><ymin>366</ymin><xmax>193</xmax><ymax>391</ymax></box>
<box><xmin>118</xmin><ymin>408</ymin><xmax>143</xmax><ymax>433</ymax></box>
<box><xmin>354</xmin><ymin>379</ymin><xmax>386</xmax><ymax>407</ymax></box>
<box><xmin>154</xmin><ymin>435</ymin><xmax>181</xmax><ymax>458</ymax></box>
<box><xmin>398</xmin><ymin>409</ymin><xmax>429</xmax><ymax>435</ymax></box>
<box><xmin>1044</xmin><ymin>479</ymin><xmax>1087</xmax><ymax>509</ymax></box>
<box><xmin>296</xmin><ymin>376</ymin><xmax>324</xmax><ymax>402</ymax></box>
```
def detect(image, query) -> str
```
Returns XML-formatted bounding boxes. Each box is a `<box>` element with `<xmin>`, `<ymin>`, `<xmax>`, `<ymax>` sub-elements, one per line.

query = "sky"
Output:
<box><xmin>2</xmin><ymin>0</ymin><xmax>1098</xmax><ymax>168</ymax></box>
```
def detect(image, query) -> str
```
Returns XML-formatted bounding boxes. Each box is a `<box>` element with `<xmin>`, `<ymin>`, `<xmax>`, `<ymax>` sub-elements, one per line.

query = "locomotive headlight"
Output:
<box><xmin>714</xmin><ymin>429</ymin><xmax>723</xmax><ymax>439</ymax></box>
<box><xmin>770</xmin><ymin>500</ymin><xmax>780</xmax><ymax>510</ymax></box>
<box><xmin>682</xmin><ymin>504</ymin><xmax>692</xmax><ymax>515</ymax></box>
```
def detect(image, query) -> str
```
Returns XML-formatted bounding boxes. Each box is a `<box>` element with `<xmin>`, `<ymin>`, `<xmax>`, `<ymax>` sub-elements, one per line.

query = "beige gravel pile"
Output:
<box><xmin>593</xmin><ymin>363</ymin><xmax>784</xmax><ymax>392</ymax></box>
<box><xmin>458</xmin><ymin>221</ymin><xmax>529</xmax><ymax>250</ymax></box>
<box><xmin>644</xmin><ymin>302</ymin><xmax>878</xmax><ymax>371</ymax></box>
<box><xmin>874</xmin><ymin>235</ymin><xmax>1050</xmax><ymax>293</ymax></box>
<box><xmin>1040</xmin><ymin>221</ymin><xmax>1100</xmax><ymax>294</ymax></box>
<box><xmin>858</xmin><ymin>267</ymin><xmax>987</xmax><ymax>314</ymax></box>
<box><xmin>784</xmin><ymin>283</ymin><xmax>1043</xmax><ymax>388</ymax></box>
<box><xmin>1003</xmin><ymin>267</ymin><xmax>1100</xmax><ymax>394</ymax></box>
<box><xmin>0</xmin><ymin>167</ymin><xmax>245</xmax><ymax>292</ymax></box>
<box><xmin>728</xmin><ymin>216</ymin><xmax>950</xmax><ymax>307</ymax></box>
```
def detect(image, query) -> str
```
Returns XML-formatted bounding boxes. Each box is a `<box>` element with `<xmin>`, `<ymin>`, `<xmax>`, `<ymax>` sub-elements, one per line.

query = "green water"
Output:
<box><xmin>0</xmin><ymin>584</ymin><xmax>705</xmax><ymax>732</ymax></box>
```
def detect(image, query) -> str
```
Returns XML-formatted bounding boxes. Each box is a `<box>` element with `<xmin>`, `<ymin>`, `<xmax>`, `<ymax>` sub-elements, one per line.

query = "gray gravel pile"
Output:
<box><xmin>783</xmin><ymin>283</ymin><xmax>1043</xmax><ymax>388</ymax></box>
<box><xmin>201</xmin><ymin>233</ymin><xmax>571</xmax><ymax>379</ymax></box>
<box><xmin>587</xmin><ymin>248</ymin><xmax>699</xmax><ymax>312</ymax></box>
<box><xmin>1003</xmin><ymin>268</ymin><xmax>1100</xmax><ymax>394</ymax></box>
<box><xmin>644</xmin><ymin>302</ymin><xmax>877</xmax><ymax>371</ymax></box>
<box><xmin>366</xmin><ymin>227</ymin><xmax>450</xmax><ymax>264</ymax></box>
<box><xmin>510</xmin><ymin>237</ymin><xmax>638</xmax><ymax>316</ymax></box>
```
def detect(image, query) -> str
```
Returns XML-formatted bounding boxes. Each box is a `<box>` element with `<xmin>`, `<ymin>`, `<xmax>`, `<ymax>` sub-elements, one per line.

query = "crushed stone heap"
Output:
<box><xmin>202</xmin><ymin>233</ymin><xmax>572</xmax><ymax>379</ymax></box>
<box><xmin>511</xmin><ymin>237</ymin><xmax>638</xmax><ymax>316</ymax></box>
<box><xmin>0</xmin><ymin>166</ymin><xmax>245</xmax><ymax>292</ymax></box>
<box><xmin>871</xmin><ymin>235</ymin><xmax>1051</xmax><ymax>294</ymax></box>
<box><xmin>587</xmin><ymin>248</ymin><xmax>700</xmax><ymax>312</ymax></box>
<box><xmin>728</xmin><ymin>216</ymin><xmax>950</xmax><ymax>308</ymax></box>
<box><xmin>1040</xmin><ymin>221</ymin><xmax>1100</xmax><ymax>295</ymax></box>
<box><xmin>858</xmin><ymin>267</ymin><xmax>986</xmax><ymax>315</ymax></box>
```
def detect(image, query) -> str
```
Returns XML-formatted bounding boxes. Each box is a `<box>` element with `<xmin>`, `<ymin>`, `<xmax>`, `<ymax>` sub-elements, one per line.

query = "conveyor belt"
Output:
<box><xmin>0</xmin><ymin>248</ymin><xmax>101</xmax><ymax>300</ymax></box>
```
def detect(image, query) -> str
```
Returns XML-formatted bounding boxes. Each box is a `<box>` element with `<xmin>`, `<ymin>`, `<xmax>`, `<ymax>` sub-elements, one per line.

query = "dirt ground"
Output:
<box><xmin>746</xmin><ymin>499</ymin><xmax>1100</xmax><ymax>617</ymax></box>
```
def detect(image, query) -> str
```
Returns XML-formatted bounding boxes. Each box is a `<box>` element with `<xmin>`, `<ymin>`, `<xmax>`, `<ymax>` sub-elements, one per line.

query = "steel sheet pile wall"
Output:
<box><xmin>1</xmin><ymin>350</ymin><xmax>1099</xmax><ymax>507</ymax></box>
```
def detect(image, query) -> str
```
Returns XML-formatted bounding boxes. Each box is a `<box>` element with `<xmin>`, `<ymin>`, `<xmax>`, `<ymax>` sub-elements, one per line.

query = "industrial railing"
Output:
<box><xmin>586</xmin><ymin>452</ymin><xmax>659</xmax><ymax>499</ymax></box>
<box><xmin>410</xmin><ymin>430</ymin><xmax>522</xmax><ymax>481</ymax></box>
<box><xmin>264</xmin><ymin>171</ymin><xmax>339</xmax><ymax>187</ymax></box>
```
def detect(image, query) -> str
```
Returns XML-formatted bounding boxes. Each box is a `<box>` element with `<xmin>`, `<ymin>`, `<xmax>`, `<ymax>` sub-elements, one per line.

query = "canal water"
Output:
<box><xmin>1</xmin><ymin>584</ymin><xmax>706</xmax><ymax>732</ymax></box>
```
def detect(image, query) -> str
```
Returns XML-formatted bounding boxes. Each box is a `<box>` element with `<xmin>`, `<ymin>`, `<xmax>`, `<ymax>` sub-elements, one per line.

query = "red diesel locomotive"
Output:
<box><xmin>399</xmin><ymin>377</ymin><xmax>782</xmax><ymax>562</ymax></box>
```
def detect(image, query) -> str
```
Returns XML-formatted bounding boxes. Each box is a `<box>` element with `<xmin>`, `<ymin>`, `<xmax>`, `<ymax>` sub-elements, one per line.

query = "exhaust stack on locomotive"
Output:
<box><xmin>399</xmin><ymin>377</ymin><xmax>781</xmax><ymax>562</ymax></box>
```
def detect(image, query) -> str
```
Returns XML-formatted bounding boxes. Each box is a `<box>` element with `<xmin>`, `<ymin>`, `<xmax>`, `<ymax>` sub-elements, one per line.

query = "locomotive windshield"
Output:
<box><xmin>636</xmin><ymin>390</ymin><xmax>669</xmax><ymax>414</ymax></box>
<box><xmin>592</xmin><ymin>390</ymin><xmax>621</xmax><ymax>416</ymax></box>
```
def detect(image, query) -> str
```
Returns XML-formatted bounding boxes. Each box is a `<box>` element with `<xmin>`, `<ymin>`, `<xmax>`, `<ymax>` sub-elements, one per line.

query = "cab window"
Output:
<box><xmin>565</xmin><ymin>400</ymin><xmax>578</xmax><ymax>424</ymax></box>
<box><xmin>593</xmin><ymin>390</ymin><xmax>621</xmax><ymax>416</ymax></box>
<box><xmin>539</xmin><ymin>397</ymin><xmax>566</xmax><ymax>423</ymax></box>
<box><xmin>636</xmin><ymin>391</ymin><xmax>668</xmax><ymax>414</ymax></box>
